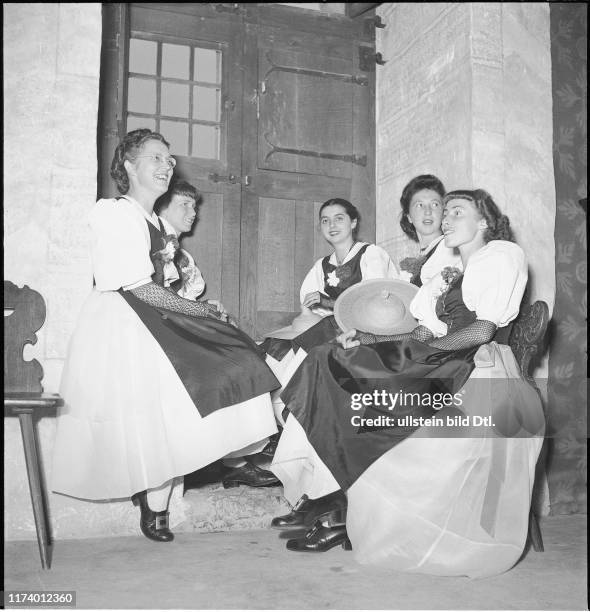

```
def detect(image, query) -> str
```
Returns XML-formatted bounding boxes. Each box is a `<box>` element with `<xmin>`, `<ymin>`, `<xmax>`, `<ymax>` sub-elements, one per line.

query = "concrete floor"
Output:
<box><xmin>4</xmin><ymin>515</ymin><xmax>587</xmax><ymax>610</ymax></box>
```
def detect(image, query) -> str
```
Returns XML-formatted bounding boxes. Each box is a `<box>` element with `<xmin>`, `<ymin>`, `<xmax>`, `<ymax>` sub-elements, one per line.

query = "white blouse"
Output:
<box><xmin>410</xmin><ymin>240</ymin><xmax>528</xmax><ymax>337</ymax></box>
<box><xmin>90</xmin><ymin>197</ymin><xmax>156</xmax><ymax>291</ymax></box>
<box><xmin>300</xmin><ymin>242</ymin><xmax>399</xmax><ymax>317</ymax></box>
<box><xmin>159</xmin><ymin>216</ymin><xmax>206</xmax><ymax>300</ymax></box>
<box><xmin>398</xmin><ymin>236</ymin><xmax>462</xmax><ymax>285</ymax></box>
<box><xmin>419</xmin><ymin>236</ymin><xmax>462</xmax><ymax>285</ymax></box>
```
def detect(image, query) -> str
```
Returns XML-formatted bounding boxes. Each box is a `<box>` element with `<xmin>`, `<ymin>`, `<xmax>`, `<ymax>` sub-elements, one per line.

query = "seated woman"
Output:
<box><xmin>156</xmin><ymin>178</ymin><xmax>279</xmax><ymax>488</ymax></box>
<box><xmin>269</xmin><ymin>189</ymin><xmax>544</xmax><ymax>578</ymax></box>
<box><xmin>262</xmin><ymin>198</ymin><xmax>398</xmax><ymax>425</ymax></box>
<box><xmin>52</xmin><ymin>129</ymin><xmax>279</xmax><ymax>542</ymax></box>
<box><xmin>156</xmin><ymin>178</ymin><xmax>207</xmax><ymax>301</ymax></box>
<box><xmin>396</xmin><ymin>174</ymin><xmax>460</xmax><ymax>286</ymax></box>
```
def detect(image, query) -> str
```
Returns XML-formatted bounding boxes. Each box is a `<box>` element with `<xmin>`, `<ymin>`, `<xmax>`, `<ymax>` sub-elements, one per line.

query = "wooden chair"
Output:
<box><xmin>4</xmin><ymin>280</ymin><xmax>63</xmax><ymax>569</ymax></box>
<box><xmin>507</xmin><ymin>299</ymin><xmax>550</xmax><ymax>552</ymax></box>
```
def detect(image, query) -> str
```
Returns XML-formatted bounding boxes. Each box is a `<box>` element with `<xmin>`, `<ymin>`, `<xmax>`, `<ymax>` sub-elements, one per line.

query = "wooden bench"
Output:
<box><xmin>507</xmin><ymin>299</ymin><xmax>550</xmax><ymax>552</ymax></box>
<box><xmin>4</xmin><ymin>281</ymin><xmax>63</xmax><ymax>569</ymax></box>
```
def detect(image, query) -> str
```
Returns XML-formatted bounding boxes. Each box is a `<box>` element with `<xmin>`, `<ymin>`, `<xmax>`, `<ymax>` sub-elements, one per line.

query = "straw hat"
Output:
<box><xmin>266</xmin><ymin>307</ymin><xmax>324</xmax><ymax>340</ymax></box>
<box><xmin>334</xmin><ymin>279</ymin><xmax>419</xmax><ymax>335</ymax></box>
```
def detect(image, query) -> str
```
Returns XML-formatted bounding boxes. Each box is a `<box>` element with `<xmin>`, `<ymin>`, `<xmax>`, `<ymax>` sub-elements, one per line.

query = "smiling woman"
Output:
<box><xmin>260</xmin><ymin>197</ymin><xmax>399</xmax><ymax>426</ymax></box>
<box><xmin>51</xmin><ymin>128</ymin><xmax>279</xmax><ymax>543</ymax></box>
<box><xmin>269</xmin><ymin>189</ymin><xmax>544</xmax><ymax>577</ymax></box>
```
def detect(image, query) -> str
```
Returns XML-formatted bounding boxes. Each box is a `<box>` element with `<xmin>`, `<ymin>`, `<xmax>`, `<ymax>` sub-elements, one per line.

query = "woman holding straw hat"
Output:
<box><xmin>261</xmin><ymin>197</ymin><xmax>398</xmax><ymax>426</ymax></box>
<box><xmin>269</xmin><ymin>189</ymin><xmax>544</xmax><ymax>578</ymax></box>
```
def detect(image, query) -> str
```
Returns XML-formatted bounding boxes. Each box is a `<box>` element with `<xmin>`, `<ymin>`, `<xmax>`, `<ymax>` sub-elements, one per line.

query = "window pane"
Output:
<box><xmin>160</xmin><ymin>120</ymin><xmax>188</xmax><ymax>157</ymax></box>
<box><xmin>129</xmin><ymin>38</ymin><xmax>157</xmax><ymax>75</ymax></box>
<box><xmin>162</xmin><ymin>43</ymin><xmax>189</xmax><ymax>80</ymax></box>
<box><xmin>161</xmin><ymin>82</ymin><xmax>189</xmax><ymax>118</ymax></box>
<box><xmin>127</xmin><ymin>115</ymin><xmax>156</xmax><ymax>132</ymax></box>
<box><xmin>192</xmin><ymin>124</ymin><xmax>219</xmax><ymax>159</ymax></box>
<box><xmin>194</xmin><ymin>48</ymin><xmax>221</xmax><ymax>84</ymax></box>
<box><xmin>127</xmin><ymin>77</ymin><xmax>156</xmax><ymax>114</ymax></box>
<box><xmin>193</xmin><ymin>86</ymin><xmax>220</xmax><ymax>122</ymax></box>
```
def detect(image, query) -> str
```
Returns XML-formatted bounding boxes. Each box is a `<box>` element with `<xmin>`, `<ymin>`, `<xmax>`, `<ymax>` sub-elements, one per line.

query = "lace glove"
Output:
<box><xmin>427</xmin><ymin>320</ymin><xmax>497</xmax><ymax>350</ymax></box>
<box><xmin>129</xmin><ymin>282</ymin><xmax>223</xmax><ymax>320</ymax></box>
<box><xmin>356</xmin><ymin>325</ymin><xmax>435</xmax><ymax>345</ymax></box>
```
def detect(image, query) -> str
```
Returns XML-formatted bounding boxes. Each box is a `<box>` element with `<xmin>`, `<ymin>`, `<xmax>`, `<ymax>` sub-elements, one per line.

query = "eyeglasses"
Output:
<box><xmin>133</xmin><ymin>154</ymin><xmax>177</xmax><ymax>169</ymax></box>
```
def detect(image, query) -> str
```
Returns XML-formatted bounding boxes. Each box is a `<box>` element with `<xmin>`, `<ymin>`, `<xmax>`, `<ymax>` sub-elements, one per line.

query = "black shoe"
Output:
<box><xmin>222</xmin><ymin>461</ymin><xmax>280</xmax><ymax>488</ymax></box>
<box><xmin>286</xmin><ymin>521</ymin><xmax>351</xmax><ymax>552</ymax></box>
<box><xmin>131</xmin><ymin>491</ymin><xmax>174</xmax><ymax>543</ymax></box>
<box><xmin>302</xmin><ymin>490</ymin><xmax>347</xmax><ymax>527</ymax></box>
<box><xmin>271</xmin><ymin>494</ymin><xmax>312</xmax><ymax>530</ymax></box>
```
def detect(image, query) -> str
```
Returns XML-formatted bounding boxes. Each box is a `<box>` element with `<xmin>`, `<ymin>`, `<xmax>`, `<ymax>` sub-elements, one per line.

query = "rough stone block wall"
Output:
<box><xmin>4</xmin><ymin>3</ymin><xmax>102</xmax><ymax>540</ymax></box>
<box><xmin>375</xmin><ymin>2</ymin><xmax>556</xmax><ymax>315</ymax></box>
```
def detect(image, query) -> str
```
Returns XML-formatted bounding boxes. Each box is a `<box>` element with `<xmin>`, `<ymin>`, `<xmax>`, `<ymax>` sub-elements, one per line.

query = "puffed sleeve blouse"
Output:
<box><xmin>90</xmin><ymin>197</ymin><xmax>156</xmax><ymax>291</ymax></box>
<box><xmin>299</xmin><ymin>243</ymin><xmax>399</xmax><ymax>316</ymax></box>
<box><xmin>410</xmin><ymin>240</ymin><xmax>528</xmax><ymax>337</ymax></box>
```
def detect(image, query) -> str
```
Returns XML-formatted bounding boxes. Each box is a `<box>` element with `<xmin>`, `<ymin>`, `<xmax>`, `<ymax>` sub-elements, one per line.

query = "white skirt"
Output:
<box><xmin>271</xmin><ymin>343</ymin><xmax>544</xmax><ymax>578</ymax></box>
<box><xmin>52</xmin><ymin>290</ymin><xmax>277</xmax><ymax>501</ymax></box>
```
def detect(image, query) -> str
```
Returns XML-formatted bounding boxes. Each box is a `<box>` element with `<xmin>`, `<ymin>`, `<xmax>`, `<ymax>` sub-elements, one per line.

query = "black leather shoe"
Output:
<box><xmin>222</xmin><ymin>461</ymin><xmax>280</xmax><ymax>488</ymax></box>
<box><xmin>132</xmin><ymin>492</ymin><xmax>174</xmax><ymax>543</ymax></box>
<box><xmin>286</xmin><ymin>521</ymin><xmax>351</xmax><ymax>552</ymax></box>
<box><xmin>302</xmin><ymin>490</ymin><xmax>347</xmax><ymax>527</ymax></box>
<box><xmin>271</xmin><ymin>495</ymin><xmax>312</xmax><ymax>529</ymax></box>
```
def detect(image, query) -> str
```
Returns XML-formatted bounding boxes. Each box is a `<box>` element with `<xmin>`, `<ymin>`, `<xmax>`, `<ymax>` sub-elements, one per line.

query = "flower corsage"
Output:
<box><xmin>439</xmin><ymin>266</ymin><xmax>462</xmax><ymax>296</ymax></box>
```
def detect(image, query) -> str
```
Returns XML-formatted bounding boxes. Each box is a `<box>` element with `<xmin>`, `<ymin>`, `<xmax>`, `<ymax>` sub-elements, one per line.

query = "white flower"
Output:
<box><xmin>162</xmin><ymin>241</ymin><xmax>176</xmax><ymax>261</ymax></box>
<box><xmin>327</xmin><ymin>270</ymin><xmax>340</xmax><ymax>287</ymax></box>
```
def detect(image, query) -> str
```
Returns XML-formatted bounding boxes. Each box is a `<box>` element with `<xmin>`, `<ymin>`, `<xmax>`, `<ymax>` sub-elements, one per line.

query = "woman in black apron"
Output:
<box><xmin>270</xmin><ymin>190</ymin><xmax>543</xmax><ymax>578</ymax></box>
<box><xmin>52</xmin><ymin>129</ymin><xmax>279</xmax><ymax>542</ymax></box>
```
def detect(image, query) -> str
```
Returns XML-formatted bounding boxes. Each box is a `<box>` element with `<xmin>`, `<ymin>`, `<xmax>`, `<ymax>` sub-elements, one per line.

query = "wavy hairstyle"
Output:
<box><xmin>443</xmin><ymin>189</ymin><xmax>515</xmax><ymax>242</ymax></box>
<box><xmin>110</xmin><ymin>129</ymin><xmax>170</xmax><ymax>194</ymax></box>
<box><xmin>155</xmin><ymin>179</ymin><xmax>201</xmax><ymax>220</ymax></box>
<box><xmin>399</xmin><ymin>175</ymin><xmax>446</xmax><ymax>242</ymax></box>
<box><xmin>319</xmin><ymin>198</ymin><xmax>361</xmax><ymax>239</ymax></box>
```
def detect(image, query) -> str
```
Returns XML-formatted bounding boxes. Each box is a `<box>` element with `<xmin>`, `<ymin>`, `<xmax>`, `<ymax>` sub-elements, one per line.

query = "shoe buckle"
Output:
<box><xmin>292</xmin><ymin>495</ymin><xmax>309</xmax><ymax>512</ymax></box>
<box><xmin>155</xmin><ymin>512</ymin><xmax>169</xmax><ymax>530</ymax></box>
<box><xmin>305</xmin><ymin>521</ymin><xmax>322</xmax><ymax>540</ymax></box>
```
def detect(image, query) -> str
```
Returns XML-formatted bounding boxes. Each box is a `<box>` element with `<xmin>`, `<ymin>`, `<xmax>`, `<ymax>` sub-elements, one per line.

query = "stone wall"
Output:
<box><xmin>3</xmin><ymin>3</ymin><xmax>102</xmax><ymax>540</ymax></box>
<box><xmin>375</xmin><ymin>3</ymin><xmax>556</xmax><ymax>314</ymax></box>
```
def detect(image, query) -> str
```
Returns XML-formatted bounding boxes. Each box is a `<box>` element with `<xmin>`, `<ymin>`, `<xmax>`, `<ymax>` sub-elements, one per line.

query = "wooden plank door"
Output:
<box><xmin>124</xmin><ymin>3</ymin><xmax>245</xmax><ymax>315</ymax></box>
<box><xmin>239</xmin><ymin>5</ymin><xmax>376</xmax><ymax>339</ymax></box>
<box><xmin>98</xmin><ymin>4</ymin><xmax>376</xmax><ymax>335</ymax></box>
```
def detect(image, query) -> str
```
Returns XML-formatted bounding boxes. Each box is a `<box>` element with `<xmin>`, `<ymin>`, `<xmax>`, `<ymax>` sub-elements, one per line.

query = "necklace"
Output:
<box><xmin>335</xmin><ymin>241</ymin><xmax>357</xmax><ymax>266</ymax></box>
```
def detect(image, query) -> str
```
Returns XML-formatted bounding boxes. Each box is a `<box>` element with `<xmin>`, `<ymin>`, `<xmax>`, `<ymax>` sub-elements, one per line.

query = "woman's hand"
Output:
<box><xmin>206</xmin><ymin>299</ymin><xmax>227</xmax><ymax>316</ymax></box>
<box><xmin>302</xmin><ymin>291</ymin><xmax>322</xmax><ymax>308</ymax></box>
<box><xmin>336</xmin><ymin>329</ymin><xmax>360</xmax><ymax>349</ymax></box>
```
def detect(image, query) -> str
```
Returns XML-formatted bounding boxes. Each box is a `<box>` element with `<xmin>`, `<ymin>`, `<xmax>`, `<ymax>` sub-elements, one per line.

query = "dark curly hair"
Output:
<box><xmin>155</xmin><ymin>179</ymin><xmax>201</xmax><ymax>218</ymax></box>
<box><xmin>319</xmin><ymin>198</ymin><xmax>361</xmax><ymax>239</ymax></box>
<box><xmin>110</xmin><ymin>129</ymin><xmax>170</xmax><ymax>194</ymax></box>
<box><xmin>443</xmin><ymin>189</ymin><xmax>515</xmax><ymax>243</ymax></box>
<box><xmin>399</xmin><ymin>175</ymin><xmax>446</xmax><ymax>242</ymax></box>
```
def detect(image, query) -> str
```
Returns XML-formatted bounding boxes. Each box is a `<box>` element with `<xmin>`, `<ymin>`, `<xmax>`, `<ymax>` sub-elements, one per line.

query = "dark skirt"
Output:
<box><xmin>119</xmin><ymin>290</ymin><xmax>280</xmax><ymax>417</ymax></box>
<box><xmin>280</xmin><ymin>339</ymin><xmax>478</xmax><ymax>490</ymax></box>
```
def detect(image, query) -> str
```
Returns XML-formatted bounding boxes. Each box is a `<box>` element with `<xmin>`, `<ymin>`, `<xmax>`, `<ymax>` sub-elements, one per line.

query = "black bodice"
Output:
<box><xmin>321</xmin><ymin>243</ymin><xmax>370</xmax><ymax>299</ymax></box>
<box><xmin>435</xmin><ymin>275</ymin><xmax>477</xmax><ymax>333</ymax></box>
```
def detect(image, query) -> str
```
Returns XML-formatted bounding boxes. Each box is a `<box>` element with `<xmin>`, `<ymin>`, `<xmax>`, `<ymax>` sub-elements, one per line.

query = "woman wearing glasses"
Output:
<box><xmin>52</xmin><ymin>129</ymin><xmax>279</xmax><ymax>542</ymax></box>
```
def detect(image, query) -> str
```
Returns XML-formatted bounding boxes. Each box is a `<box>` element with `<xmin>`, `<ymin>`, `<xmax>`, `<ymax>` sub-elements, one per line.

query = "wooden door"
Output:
<box><xmin>98</xmin><ymin>3</ymin><xmax>376</xmax><ymax>336</ymax></box>
<box><xmin>239</xmin><ymin>5</ymin><xmax>376</xmax><ymax>338</ymax></box>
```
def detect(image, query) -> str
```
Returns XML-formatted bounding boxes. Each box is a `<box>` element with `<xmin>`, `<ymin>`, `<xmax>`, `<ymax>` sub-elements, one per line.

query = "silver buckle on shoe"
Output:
<box><xmin>155</xmin><ymin>512</ymin><xmax>169</xmax><ymax>530</ymax></box>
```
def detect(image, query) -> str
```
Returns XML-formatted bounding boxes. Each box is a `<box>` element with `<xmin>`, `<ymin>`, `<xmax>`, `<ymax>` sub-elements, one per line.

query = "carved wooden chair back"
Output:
<box><xmin>508</xmin><ymin>300</ymin><xmax>550</xmax><ymax>386</ymax></box>
<box><xmin>4</xmin><ymin>280</ymin><xmax>47</xmax><ymax>393</ymax></box>
<box><xmin>507</xmin><ymin>299</ymin><xmax>550</xmax><ymax>553</ymax></box>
